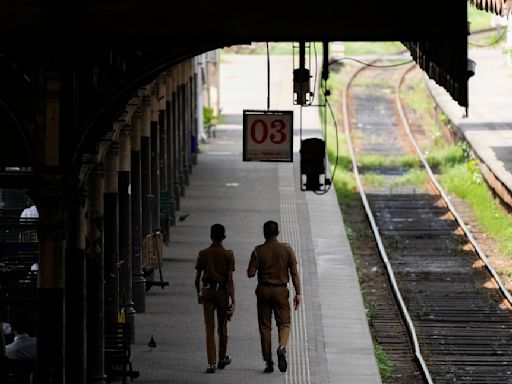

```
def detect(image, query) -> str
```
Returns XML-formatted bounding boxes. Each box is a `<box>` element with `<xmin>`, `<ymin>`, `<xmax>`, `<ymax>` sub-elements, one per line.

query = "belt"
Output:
<box><xmin>203</xmin><ymin>281</ymin><xmax>226</xmax><ymax>289</ymax></box>
<box><xmin>259</xmin><ymin>283</ymin><xmax>287</xmax><ymax>288</ymax></box>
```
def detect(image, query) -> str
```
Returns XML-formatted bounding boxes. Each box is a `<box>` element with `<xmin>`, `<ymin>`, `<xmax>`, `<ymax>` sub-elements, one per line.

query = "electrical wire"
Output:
<box><xmin>329</xmin><ymin>57</ymin><xmax>413</xmax><ymax>68</ymax></box>
<box><xmin>266</xmin><ymin>42</ymin><xmax>270</xmax><ymax>110</ymax></box>
<box><xmin>308</xmin><ymin>42</ymin><xmax>318</xmax><ymax>106</ymax></box>
<box><xmin>310</xmin><ymin>55</ymin><xmax>411</xmax><ymax>195</ymax></box>
<box><xmin>312</xmin><ymin>77</ymin><xmax>338</xmax><ymax>195</ymax></box>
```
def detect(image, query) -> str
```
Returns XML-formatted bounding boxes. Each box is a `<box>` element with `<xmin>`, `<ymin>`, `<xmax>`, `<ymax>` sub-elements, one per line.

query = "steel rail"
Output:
<box><xmin>342</xmin><ymin>61</ymin><xmax>434</xmax><ymax>384</ymax></box>
<box><xmin>395</xmin><ymin>64</ymin><xmax>512</xmax><ymax>307</ymax></box>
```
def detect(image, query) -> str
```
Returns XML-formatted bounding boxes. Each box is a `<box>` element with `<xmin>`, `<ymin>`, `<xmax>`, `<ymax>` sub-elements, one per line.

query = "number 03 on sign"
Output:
<box><xmin>243</xmin><ymin>110</ymin><xmax>293</xmax><ymax>162</ymax></box>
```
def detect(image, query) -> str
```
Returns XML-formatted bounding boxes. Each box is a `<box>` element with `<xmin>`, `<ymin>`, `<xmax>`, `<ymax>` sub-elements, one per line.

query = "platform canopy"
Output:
<box><xmin>469</xmin><ymin>0</ymin><xmax>512</xmax><ymax>15</ymax></box>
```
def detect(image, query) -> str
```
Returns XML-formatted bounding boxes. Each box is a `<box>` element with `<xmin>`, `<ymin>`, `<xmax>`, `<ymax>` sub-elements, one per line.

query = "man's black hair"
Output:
<box><xmin>210</xmin><ymin>223</ymin><xmax>226</xmax><ymax>242</ymax></box>
<box><xmin>263</xmin><ymin>220</ymin><xmax>279</xmax><ymax>240</ymax></box>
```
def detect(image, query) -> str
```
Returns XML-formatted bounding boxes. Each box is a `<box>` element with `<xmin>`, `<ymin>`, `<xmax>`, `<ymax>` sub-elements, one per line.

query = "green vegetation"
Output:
<box><xmin>222</xmin><ymin>41</ymin><xmax>405</xmax><ymax>56</ymax></box>
<box><xmin>439</xmin><ymin>162</ymin><xmax>512</xmax><ymax>257</ymax></box>
<box><xmin>374</xmin><ymin>342</ymin><xmax>393</xmax><ymax>381</ymax></box>
<box><xmin>203</xmin><ymin>106</ymin><xmax>219</xmax><ymax>125</ymax></box>
<box><xmin>468</xmin><ymin>3</ymin><xmax>493</xmax><ymax>32</ymax></box>
<box><xmin>342</xmin><ymin>42</ymin><xmax>405</xmax><ymax>56</ymax></box>
<box><xmin>498</xmin><ymin>266</ymin><xmax>512</xmax><ymax>280</ymax></box>
<box><xmin>358</xmin><ymin>154</ymin><xmax>420</xmax><ymax>169</ymax></box>
<box><xmin>362</xmin><ymin>173</ymin><xmax>385</xmax><ymax>187</ymax></box>
<box><xmin>426</xmin><ymin>145</ymin><xmax>465</xmax><ymax>168</ymax></box>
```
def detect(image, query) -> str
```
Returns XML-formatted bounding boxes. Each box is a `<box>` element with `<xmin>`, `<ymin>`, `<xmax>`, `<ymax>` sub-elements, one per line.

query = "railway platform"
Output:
<box><xmin>427</xmin><ymin>46</ymin><xmax>512</xmax><ymax>194</ymax></box>
<box><xmin>129</xmin><ymin>55</ymin><xmax>381</xmax><ymax>384</ymax></box>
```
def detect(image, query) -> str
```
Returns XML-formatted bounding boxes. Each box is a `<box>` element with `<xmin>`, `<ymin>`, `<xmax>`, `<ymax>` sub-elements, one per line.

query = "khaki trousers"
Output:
<box><xmin>256</xmin><ymin>285</ymin><xmax>291</xmax><ymax>363</ymax></box>
<box><xmin>202</xmin><ymin>287</ymin><xmax>229</xmax><ymax>364</ymax></box>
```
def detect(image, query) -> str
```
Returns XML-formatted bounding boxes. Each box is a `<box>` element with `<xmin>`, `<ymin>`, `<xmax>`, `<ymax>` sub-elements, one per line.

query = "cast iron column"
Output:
<box><xmin>140</xmin><ymin>98</ymin><xmax>153</xmax><ymax>286</ymax></box>
<box><xmin>191</xmin><ymin>58</ymin><xmax>199</xmax><ymax>166</ymax></box>
<box><xmin>172</xmin><ymin>70</ymin><xmax>181</xmax><ymax>211</ymax></box>
<box><xmin>165</xmin><ymin>73</ymin><xmax>177</xmax><ymax>226</ymax></box>
<box><xmin>65</xmin><ymin>186</ymin><xmax>87</xmax><ymax>384</ymax></box>
<box><xmin>130</xmin><ymin>114</ymin><xmax>145</xmax><ymax>313</ymax></box>
<box><xmin>33</xmin><ymin>175</ymin><xmax>66</xmax><ymax>384</ymax></box>
<box><xmin>141</xmin><ymin>98</ymin><xmax>152</xmax><ymax>238</ymax></box>
<box><xmin>177</xmin><ymin>64</ymin><xmax>186</xmax><ymax>196</ymax></box>
<box><xmin>104</xmin><ymin>142</ymin><xmax>119</xmax><ymax>327</ymax></box>
<box><xmin>150</xmin><ymin>95</ymin><xmax>161</xmax><ymax>233</ymax></box>
<box><xmin>158</xmin><ymin>77</ymin><xmax>170</xmax><ymax>244</ymax></box>
<box><xmin>118</xmin><ymin>126</ymin><xmax>135</xmax><ymax>340</ymax></box>
<box><xmin>85</xmin><ymin>165</ymin><xmax>106</xmax><ymax>383</ymax></box>
<box><xmin>179</xmin><ymin>64</ymin><xmax>189</xmax><ymax>190</ymax></box>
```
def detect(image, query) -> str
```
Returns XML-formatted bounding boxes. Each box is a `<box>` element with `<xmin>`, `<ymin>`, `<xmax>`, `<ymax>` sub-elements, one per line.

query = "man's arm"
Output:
<box><xmin>227</xmin><ymin>270</ymin><xmax>235</xmax><ymax>310</ymax></box>
<box><xmin>195</xmin><ymin>270</ymin><xmax>202</xmax><ymax>296</ymax></box>
<box><xmin>247</xmin><ymin>250</ymin><xmax>257</xmax><ymax>278</ymax></box>
<box><xmin>290</xmin><ymin>263</ymin><xmax>302</xmax><ymax>310</ymax></box>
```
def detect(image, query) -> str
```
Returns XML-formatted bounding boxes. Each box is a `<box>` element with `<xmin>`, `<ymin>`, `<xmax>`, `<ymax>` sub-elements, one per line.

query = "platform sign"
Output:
<box><xmin>243</xmin><ymin>110</ymin><xmax>293</xmax><ymax>162</ymax></box>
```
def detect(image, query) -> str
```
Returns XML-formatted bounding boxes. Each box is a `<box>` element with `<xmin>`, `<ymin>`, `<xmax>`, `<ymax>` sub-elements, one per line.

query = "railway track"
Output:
<box><xmin>342</xmin><ymin>60</ymin><xmax>512</xmax><ymax>383</ymax></box>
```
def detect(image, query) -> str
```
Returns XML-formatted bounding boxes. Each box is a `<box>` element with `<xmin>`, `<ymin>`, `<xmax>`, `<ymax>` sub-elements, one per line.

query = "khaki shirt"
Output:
<box><xmin>248</xmin><ymin>238</ymin><xmax>297</xmax><ymax>285</ymax></box>
<box><xmin>195</xmin><ymin>243</ymin><xmax>235</xmax><ymax>284</ymax></box>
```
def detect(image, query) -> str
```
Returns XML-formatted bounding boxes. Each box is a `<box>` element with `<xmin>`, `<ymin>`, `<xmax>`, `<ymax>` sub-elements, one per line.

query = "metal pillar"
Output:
<box><xmin>165</xmin><ymin>73</ymin><xmax>177</xmax><ymax>226</ymax></box>
<box><xmin>150</xmin><ymin>96</ymin><xmax>160</xmax><ymax>233</ymax></box>
<box><xmin>33</xmin><ymin>176</ymin><xmax>66</xmax><ymax>384</ymax></box>
<box><xmin>159</xmin><ymin>106</ymin><xmax>171</xmax><ymax>244</ymax></box>
<box><xmin>65</xmin><ymin>187</ymin><xmax>87</xmax><ymax>384</ymax></box>
<box><xmin>130</xmin><ymin>114</ymin><xmax>146</xmax><ymax>313</ymax></box>
<box><xmin>191</xmin><ymin>58</ymin><xmax>199</xmax><ymax>166</ymax></box>
<box><xmin>118</xmin><ymin>126</ymin><xmax>135</xmax><ymax>341</ymax></box>
<box><xmin>141</xmin><ymin>98</ymin><xmax>152</xmax><ymax>238</ymax></box>
<box><xmin>85</xmin><ymin>165</ymin><xmax>106</xmax><ymax>383</ymax></box>
<box><xmin>177</xmin><ymin>64</ymin><xmax>186</xmax><ymax>196</ymax></box>
<box><xmin>172</xmin><ymin>70</ymin><xmax>181</xmax><ymax>211</ymax></box>
<box><xmin>104</xmin><ymin>143</ymin><xmax>119</xmax><ymax>327</ymax></box>
<box><xmin>140</xmin><ymin>98</ymin><xmax>153</xmax><ymax>287</ymax></box>
<box><xmin>180</xmin><ymin>64</ymin><xmax>189</xmax><ymax>190</ymax></box>
<box><xmin>187</xmin><ymin>59</ymin><xmax>195</xmax><ymax>170</ymax></box>
<box><xmin>159</xmin><ymin>78</ymin><xmax>168</xmax><ymax>194</ymax></box>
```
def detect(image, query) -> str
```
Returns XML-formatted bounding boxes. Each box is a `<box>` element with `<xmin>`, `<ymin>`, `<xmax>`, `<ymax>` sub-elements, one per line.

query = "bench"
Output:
<box><xmin>0</xmin><ymin>358</ymin><xmax>35</xmax><ymax>384</ymax></box>
<box><xmin>142</xmin><ymin>232</ymin><xmax>169</xmax><ymax>291</ymax></box>
<box><xmin>104</xmin><ymin>322</ymin><xmax>139</xmax><ymax>383</ymax></box>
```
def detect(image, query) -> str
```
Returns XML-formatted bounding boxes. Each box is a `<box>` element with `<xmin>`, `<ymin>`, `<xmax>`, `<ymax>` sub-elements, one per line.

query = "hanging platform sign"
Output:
<box><xmin>243</xmin><ymin>110</ymin><xmax>293</xmax><ymax>162</ymax></box>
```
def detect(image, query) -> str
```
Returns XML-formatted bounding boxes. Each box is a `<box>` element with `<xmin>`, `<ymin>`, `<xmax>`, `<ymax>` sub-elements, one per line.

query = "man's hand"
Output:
<box><xmin>227</xmin><ymin>303</ymin><xmax>235</xmax><ymax>321</ymax></box>
<box><xmin>293</xmin><ymin>294</ymin><xmax>301</xmax><ymax>311</ymax></box>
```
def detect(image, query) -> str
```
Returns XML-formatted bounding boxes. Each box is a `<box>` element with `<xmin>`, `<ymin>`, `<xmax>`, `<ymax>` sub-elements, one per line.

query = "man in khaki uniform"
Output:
<box><xmin>247</xmin><ymin>220</ymin><xmax>301</xmax><ymax>373</ymax></box>
<box><xmin>195</xmin><ymin>224</ymin><xmax>235</xmax><ymax>373</ymax></box>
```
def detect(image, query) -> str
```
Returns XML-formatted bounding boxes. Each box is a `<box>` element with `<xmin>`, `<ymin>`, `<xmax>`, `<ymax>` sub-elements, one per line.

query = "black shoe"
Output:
<box><xmin>264</xmin><ymin>362</ymin><xmax>274</xmax><ymax>373</ymax></box>
<box><xmin>206</xmin><ymin>364</ymin><xmax>216</xmax><ymax>373</ymax></box>
<box><xmin>218</xmin><ymin>355</ymin><xmax>231</xmax><ymax>369</ymax></box>
<box><xmin>277</xmin><ymin>346</ymin><xmax>287</xmax><ymax>372</ymax></box>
